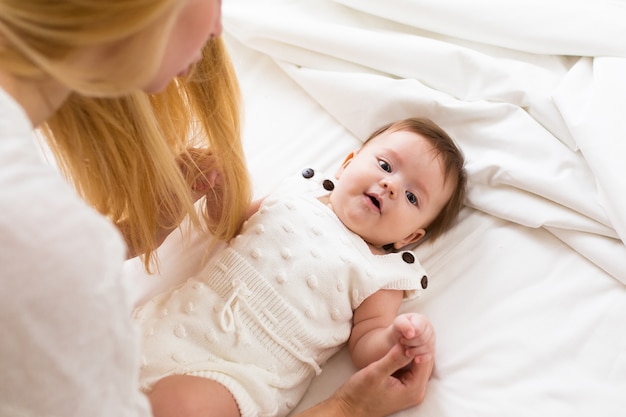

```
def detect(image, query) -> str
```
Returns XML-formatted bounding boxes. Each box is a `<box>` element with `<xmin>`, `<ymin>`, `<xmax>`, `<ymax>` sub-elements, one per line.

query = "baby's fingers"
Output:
<box><xmin>399</xmin><ymin>315</ymin><xmax>435</xmax><ymax>346</ymax></box>
<box><xmin>393</xmin><ymin>315</ymin><xmax>417</xmax><ymax>340</ymax></box>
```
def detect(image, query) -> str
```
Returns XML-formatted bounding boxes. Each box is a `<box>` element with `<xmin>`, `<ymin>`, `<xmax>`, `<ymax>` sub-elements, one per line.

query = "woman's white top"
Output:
<box><xmin>0</xmin><ymin>88</ymin><xmax>151</xmax><ymax>417</ymax></box>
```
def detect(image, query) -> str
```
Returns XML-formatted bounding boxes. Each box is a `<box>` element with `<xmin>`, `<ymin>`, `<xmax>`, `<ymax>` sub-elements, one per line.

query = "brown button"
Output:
<box><xmin>420</xmin><ymin>275</ymin><xmax>428</xmax><ymax>289</ymax></box>
<box><xmin>302</xmin><ymin>168</ymin><xmax>315</xmax><ymax>179</ymax></box>
<box><xmin>401</xmin><ymin>252</ymin><xmax>415</xmax><ymax>264</ymax></box>
<box><xmin>323</xmin><ymin>179</ymin><xmax>335</xmax><ymax>191</ymax></box>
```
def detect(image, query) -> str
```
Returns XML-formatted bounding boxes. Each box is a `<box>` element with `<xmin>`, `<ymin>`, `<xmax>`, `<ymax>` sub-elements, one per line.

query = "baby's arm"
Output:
<box><xmin>349</xmin><ymin>290</ymin><xmax>435</xmax><ymax>402</ymax></box>
<box><xmin>349</xmin><ymin>290</ymin><xmax>435</xmax><ymax>366</ymax></box>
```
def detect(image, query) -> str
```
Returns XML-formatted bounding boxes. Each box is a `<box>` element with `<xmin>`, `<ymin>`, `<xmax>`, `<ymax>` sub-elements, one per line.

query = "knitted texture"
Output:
<box><xmin>134</xmin><ymin>171</ymin><xmax>427</xmax><ymax>417</ymax></box>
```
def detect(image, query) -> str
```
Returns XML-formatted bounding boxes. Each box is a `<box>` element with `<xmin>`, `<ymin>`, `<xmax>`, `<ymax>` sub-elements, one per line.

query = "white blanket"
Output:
<box><xmin>223</xmin><ymin>0</ymin><xmax>626</xmax><ymax>284</ymax></box>
<box><xmin>129</xmin><ymin>1</ymin><xmax>626</xmax><ymax>416</ymax></box>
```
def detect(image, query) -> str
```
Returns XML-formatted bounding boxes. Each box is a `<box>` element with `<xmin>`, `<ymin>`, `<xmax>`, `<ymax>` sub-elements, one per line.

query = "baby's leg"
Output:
<box><xmin>148</xmin><ymin>374</ymin><xmax>240</xmax><ymax>417</ymax></box>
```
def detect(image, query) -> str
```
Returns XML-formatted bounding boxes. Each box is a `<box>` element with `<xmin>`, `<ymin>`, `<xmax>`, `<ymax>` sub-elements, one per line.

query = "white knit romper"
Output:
<box><xmin>134</xmin><ymin>170</ymin><xmax>427</xmax><ymax>417</ymax></box>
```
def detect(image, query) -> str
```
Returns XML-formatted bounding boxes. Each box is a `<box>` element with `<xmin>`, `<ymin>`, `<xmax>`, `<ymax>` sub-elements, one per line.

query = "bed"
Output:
<box><xmin>127</xmin><ymin>1</ymin><xmax>626</xmax><ymax>416</ymax></box>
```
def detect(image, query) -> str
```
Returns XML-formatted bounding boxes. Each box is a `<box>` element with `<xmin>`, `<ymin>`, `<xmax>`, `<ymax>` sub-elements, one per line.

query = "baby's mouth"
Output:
<box><xmin>368</xmin><ymin>194</ymin><xmax>381</xmax><ymax>210</ymax></box>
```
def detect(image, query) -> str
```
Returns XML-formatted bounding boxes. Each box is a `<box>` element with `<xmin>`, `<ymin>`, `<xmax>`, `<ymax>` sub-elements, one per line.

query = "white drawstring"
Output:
<box><xmin>218</xmin><ymin>277</ymin><xmax>322</xmax><ymax>374</ymax></box>
<box><xmin>219</xmin><ymin>279</ymin><xmax>252</xmax><ymax>334</ymax></box>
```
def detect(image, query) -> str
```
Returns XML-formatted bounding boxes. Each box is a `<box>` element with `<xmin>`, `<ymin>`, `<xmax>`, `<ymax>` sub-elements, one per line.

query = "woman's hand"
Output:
<box><xmin>296</xmin><ymin>343</ymin><xmax>432</xmax><ymax>417</ymax></box>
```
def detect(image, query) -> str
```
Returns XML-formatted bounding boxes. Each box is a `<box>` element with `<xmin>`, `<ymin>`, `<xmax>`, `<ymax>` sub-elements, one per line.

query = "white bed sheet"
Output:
<box><xmin>128</xmin><ymin>1</ymin><xmax>626</xmax><ymax>416</ymax></box>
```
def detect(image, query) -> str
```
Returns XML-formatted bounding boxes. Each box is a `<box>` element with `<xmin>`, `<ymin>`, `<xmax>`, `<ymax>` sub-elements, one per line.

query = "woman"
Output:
<box><xmin>0</xmin><ymin>1</ymin><xmax>430</xmax><ymax>416</ymax></box>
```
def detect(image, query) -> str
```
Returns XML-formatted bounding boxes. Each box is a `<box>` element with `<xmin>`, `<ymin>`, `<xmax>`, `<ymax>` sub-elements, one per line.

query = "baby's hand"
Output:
<box><xmin>177</xmin><ymin>148</ymin><xmax>222</xmax><ymax>200</ymax></box>
<box><xmin>177</xmin><ymin>148</ymin><xmax>224</xmax><ymax>227</ymax></box>
<box><xmin>392</xmin><ymin>313</ymin><xmax>435</xmax><ymax>363</ymax></box>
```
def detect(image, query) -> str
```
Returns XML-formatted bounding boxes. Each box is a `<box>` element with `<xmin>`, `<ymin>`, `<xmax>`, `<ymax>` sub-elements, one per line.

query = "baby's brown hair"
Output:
<box><xmin>365</xmin><ymin>117</ymin><xmax>467</xmax><ymax>242</ymax></box>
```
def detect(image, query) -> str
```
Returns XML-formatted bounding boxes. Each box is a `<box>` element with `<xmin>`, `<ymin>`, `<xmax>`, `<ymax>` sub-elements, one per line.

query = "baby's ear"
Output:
<box><xmin>394</xmin><ymin>228</ymin><xmax>426</xmax><ymax>250</ymax></box>
<box><xmin>335</xmin><ymin>151</ymin><xmax>357</xmax><ymax>179</ymax></box>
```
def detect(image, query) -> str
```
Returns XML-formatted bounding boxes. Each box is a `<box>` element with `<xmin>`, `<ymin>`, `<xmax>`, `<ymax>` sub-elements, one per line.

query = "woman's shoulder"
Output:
<box><xmin>0</xmin><ymin>123</ymin><xmax>127</xmax><ymax>296</ymax></box>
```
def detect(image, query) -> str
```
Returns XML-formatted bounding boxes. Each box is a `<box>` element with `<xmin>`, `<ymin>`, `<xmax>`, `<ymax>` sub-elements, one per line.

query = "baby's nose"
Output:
<box><xmin>380</xmin><ymin>178</ymin><xmax>397</xmax><ymax>197</ymax></box>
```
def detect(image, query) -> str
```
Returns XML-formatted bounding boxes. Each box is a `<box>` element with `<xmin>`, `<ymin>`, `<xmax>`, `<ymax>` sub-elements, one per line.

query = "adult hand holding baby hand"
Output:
<box><xmin>392</xmin><ymin>313</ymin><xmax>436</xmax><ymax>363</ymax></box>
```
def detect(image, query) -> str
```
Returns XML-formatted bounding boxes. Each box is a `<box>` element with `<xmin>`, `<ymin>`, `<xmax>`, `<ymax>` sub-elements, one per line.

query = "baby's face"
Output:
<box><xmin>329</xmin><ymin>129</ymin><xmax>454</xmax><ymax>250</ymax></box>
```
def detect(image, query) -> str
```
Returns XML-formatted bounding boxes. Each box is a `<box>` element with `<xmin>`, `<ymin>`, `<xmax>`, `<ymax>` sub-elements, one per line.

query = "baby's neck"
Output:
<box><xmin>367</xmin><ymin>244</ymin><xmax>387</xmax><ymax>255</ymax></box>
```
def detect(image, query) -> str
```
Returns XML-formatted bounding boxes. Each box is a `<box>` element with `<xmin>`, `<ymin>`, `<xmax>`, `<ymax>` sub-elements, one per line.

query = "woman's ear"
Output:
<box><xmin>335</xmin><ymin>151</ymin><xmax>357</xmax><ymax>179</ymax></box>
<box><xmin>394</xmin><ymin>228</ymin><xmax>426</xmax><ymax>250</ymax></box>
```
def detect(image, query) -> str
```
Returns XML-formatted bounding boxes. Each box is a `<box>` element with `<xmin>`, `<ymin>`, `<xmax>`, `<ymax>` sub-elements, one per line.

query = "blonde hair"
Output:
<box><xmin>41</xmin><ymin>39</ymin><xmax>252</xmax><ymax>271</ymax></box>
<box><xmin>0</xmin><ymin>1</ymin><xmax>252</xmax><ymax>271</ymax></box>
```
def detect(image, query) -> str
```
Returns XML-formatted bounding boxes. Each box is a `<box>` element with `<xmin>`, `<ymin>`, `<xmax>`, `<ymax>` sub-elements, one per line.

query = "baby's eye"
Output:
<box><xmin>378</xmin><ymin>160</ymin><xmax>391</xmax><ymax>172</ymax></box>
<box><xmin>406</xmin><ymin>191</ymin><xmax>418</xmax><ymax>206</ymax></box>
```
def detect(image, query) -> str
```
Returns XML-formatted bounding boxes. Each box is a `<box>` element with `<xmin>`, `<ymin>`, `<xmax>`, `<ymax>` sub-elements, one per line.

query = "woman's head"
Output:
<box><xmin>1</xmin><ymin>1</ymin><xmax>248</xmax><ymax>272</ymax></box>
<box><xmin>144</xmin><ymin>0</ymin><xmax>223</xmax><ymax>93</ymax></box>
<box><xmin>0</xmin><ymin>0</ymin><xmax>222</xmax><ymax>95</ymax></box>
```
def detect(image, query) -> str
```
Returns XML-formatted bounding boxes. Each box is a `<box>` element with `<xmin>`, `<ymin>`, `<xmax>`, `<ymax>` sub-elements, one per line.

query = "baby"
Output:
<box><xmin>134</xmin><ymin>117</ymin><xmax>467</xmax><ymax>417</ymax></box>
